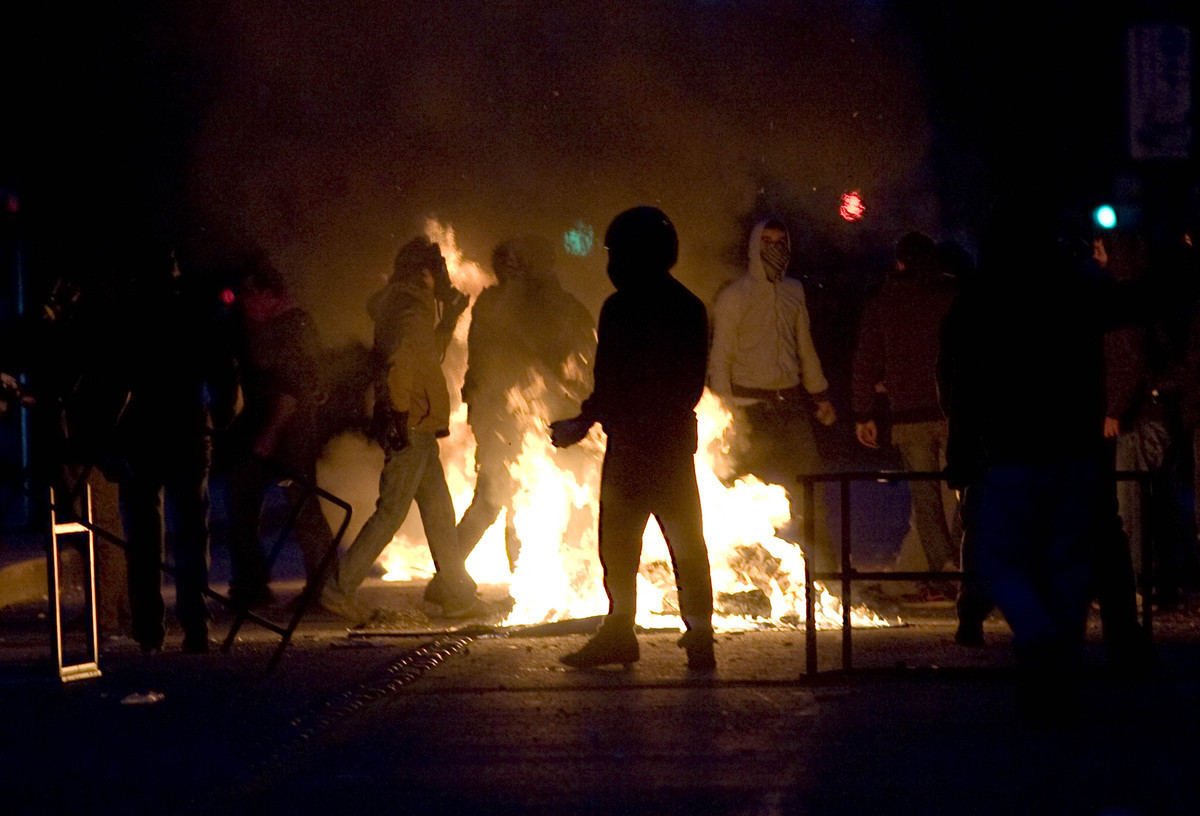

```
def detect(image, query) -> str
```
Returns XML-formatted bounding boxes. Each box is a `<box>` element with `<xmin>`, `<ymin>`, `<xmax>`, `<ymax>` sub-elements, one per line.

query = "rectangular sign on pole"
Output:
<box><xmin>1128</xmin><ymin>24</ymin><xmax>1192</xmax><ymax>161</ymax></box>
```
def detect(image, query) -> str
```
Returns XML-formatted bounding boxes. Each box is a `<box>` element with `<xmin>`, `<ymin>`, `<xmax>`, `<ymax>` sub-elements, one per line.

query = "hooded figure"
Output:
<box><xmin>707</xmin><ymin>217</ymin><xmax>839</xmax><ymax>577</ymax></box>
<box><xmin>851</xmin><ymin>231</ymin><xmax>960</xmax><ymax>594</ymax></box>
<box><xmin>319</xmin><ymin>237</ymin><xmax>476</xmax><ymax>622</ymax></box>
<box><xmin>456</xmin><ymin>236</ymin><xmax>596</xmax><ymax>568</ymax></box>
<box><xmin>708</xmin><ymin>219</ymin><xmax>831</xmax><ymax>406</ymax></box>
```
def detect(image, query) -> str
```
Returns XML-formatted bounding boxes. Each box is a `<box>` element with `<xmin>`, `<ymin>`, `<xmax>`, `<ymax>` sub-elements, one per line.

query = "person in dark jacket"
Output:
<box><xmin>106</xmin><ymin>244</ymin><xmax>228</xmax><ymax>653</ymax></box>
<box><xmin>550</xmin><ymin>207</ymin><xmax>715</xmax><ymax>672</ymax></box>
<box><xmin>225</xmin><ymin>254</ymin><xmax>334</xmax><ymax>610</ymax></box>
<box><xmin>457</xmin><ymin>236</ymin><xmax>595</xmax><ymax>569</ymax></box>
<box><xmin>852</xmin><ymin>231</ymin><xmax>960</xmax><ymax>591</ymax></box>
<box><xmin>940</xmin><ymin>202</ymin><xmax>1137</xmax><ymax>714</ymax></box>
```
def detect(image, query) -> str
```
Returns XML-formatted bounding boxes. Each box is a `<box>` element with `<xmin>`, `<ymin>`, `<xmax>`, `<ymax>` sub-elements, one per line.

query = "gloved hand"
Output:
<box><xmin>549</xmin><ymin>416</ymin><xmax>591</xmax><ymax>448</ymax></box>
<box><xmin>383</xmin><ymin>411</ymin><xmax>410</xmax><ymax>451</ymax></box>
<box><xmin>370</xmin><ymin>403</ymin><xmax>409</xmax><ymax>452</ymax></box>
<box><xmin>442</xmin><ymin>287</ymin><xmax>469</xmax><ymax>320</ymax></box>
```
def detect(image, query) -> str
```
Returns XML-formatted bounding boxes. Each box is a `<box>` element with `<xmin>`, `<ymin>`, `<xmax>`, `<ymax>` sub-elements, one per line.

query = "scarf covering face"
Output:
<box><xmin>760</xmin><ymin>241</ymin><xmax>789</xmax><ymax>282</ymax></box>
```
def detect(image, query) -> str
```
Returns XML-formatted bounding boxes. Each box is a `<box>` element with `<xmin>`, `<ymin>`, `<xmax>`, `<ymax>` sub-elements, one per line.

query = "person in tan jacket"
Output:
<box><xmin>319</xmin><ymin>237</ymin><xmax>473</xmax><ymax>621</ymax></box>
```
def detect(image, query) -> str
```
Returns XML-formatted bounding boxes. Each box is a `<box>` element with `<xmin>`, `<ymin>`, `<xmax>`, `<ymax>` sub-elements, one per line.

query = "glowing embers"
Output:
<box><xmin>840</xmin><ymin>190</ymin><xmax>866</xmax><ymax>222</ymax></box>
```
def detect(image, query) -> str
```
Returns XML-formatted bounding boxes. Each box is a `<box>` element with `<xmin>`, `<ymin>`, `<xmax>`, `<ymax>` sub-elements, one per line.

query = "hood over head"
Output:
<box><xmin>492</xmin><ymin>235</ymin><xmax>558</xmax><ymax>286</ymax></box>
<box><xmin>747</xmin><ymin>218</ymin><xmax>790</xmax><ymax>282</ymax></box>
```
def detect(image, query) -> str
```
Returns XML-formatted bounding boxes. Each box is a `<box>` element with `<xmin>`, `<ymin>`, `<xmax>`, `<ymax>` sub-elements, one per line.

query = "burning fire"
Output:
<box><xmin>376</xmin><ymin>219</ymin><xmax>888</xmax><ymax>632</ymax></box>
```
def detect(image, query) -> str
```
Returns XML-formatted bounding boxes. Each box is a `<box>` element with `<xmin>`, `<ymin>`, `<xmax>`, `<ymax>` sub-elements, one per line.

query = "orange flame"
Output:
<box><xmin>377</xmin><ymin>220</ymin><xmax>889</xmax><ymax>632</ymax></box>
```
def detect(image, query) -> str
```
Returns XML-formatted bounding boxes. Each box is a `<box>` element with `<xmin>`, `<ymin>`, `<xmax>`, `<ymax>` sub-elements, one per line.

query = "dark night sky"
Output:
<box><xmin>4</xmin><ymin>1</ymin><xmax>1196</xmax><ymax>341</ymax></box>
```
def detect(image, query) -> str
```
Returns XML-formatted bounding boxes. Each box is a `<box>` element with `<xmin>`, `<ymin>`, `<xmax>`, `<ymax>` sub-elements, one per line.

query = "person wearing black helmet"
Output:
<box><xmin>550</xmin><ymin>206</ymin><xmax>715</xmax><ymax>671</ymax></box>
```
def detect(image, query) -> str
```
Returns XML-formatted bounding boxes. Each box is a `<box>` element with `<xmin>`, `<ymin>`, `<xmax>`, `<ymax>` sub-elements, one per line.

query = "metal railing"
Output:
<box><xmin>43</xmin><ymin>462</ymin><xmax>353</xmax><ymax>674</ymax></box>
<box><xmin>219</xmin><ymin>465</ymin><xmax>353</xmax><ymax>673</ymax></box>
<box><xmin>798</xmin><ymin>470</ymin><xmax>1153</xmax><ymax>676</ymax></box>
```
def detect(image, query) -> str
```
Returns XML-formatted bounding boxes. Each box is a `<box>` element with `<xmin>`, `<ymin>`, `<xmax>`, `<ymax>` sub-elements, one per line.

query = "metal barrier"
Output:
<box><xmin>219</xmin><ymin>465</ymin><xmax>354</xmax><ymax>673</ymax></box>
<box><xmin>8</xmin><ymin>381</ymin><xmax>354</xmax><ymax>674</ymax></box>
<box><xmin>48</xmin><ymin>485</ymin><xmax>101</xmax><ymax>682</ymax></box>
<box><xmin>50</xmin><ymin>463</ymin><xmax>353</xmax><ymax>674</ymax></box>
<box><xmin>798</xmin><ymin>470</ymin><xmax>1153</xmax><ymax>676</ymax></box>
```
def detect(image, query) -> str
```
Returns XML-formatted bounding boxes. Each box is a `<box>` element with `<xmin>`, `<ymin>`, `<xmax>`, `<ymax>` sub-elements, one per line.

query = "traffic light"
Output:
<box><xmin>1092</xmin><ymin>204</ymin><xmax>1117</xmax><ymax>230</ymax></box>
<box><xmin>840</xmin><ymin>191</ymin><xmax>865</xmax><ymax>222</ymax></box>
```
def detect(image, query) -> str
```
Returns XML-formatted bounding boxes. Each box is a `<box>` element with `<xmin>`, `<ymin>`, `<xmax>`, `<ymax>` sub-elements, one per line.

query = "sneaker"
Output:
<box><xmin>560</xmin><ymin>626</ymin><xmax>639</xmax><ymax>669</ymax></box>
<box><xmin>317</xmin><ymin>590</ymin><xmax>370</xmax><ymax>626</ymax></box>
<box><xmin>182</xmin><ymin>632</ymin><xmax>211</xmax><ymax>654</ymax></box>
<box><xmin>677</xmin><ymin>629</ymin><xmax>716</xmax><ymax>672</ymax></box>
<box><xmin>423</xmin><ymin>594</ymin><xmax>488</xmax><ymax>619</ymax></box>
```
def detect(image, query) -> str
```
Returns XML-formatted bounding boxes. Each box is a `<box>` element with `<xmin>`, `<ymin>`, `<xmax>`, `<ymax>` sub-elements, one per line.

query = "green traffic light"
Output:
<box><xmin>1093</xmin><ymin>204</ymin><xmax>1117</xmax><ymax>230</ymax></box>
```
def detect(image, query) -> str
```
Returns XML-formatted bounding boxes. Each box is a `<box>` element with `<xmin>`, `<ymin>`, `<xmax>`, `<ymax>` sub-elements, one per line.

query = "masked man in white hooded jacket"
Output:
<box><xmin>708</xmin><ymin>218</ymin><xmax>839</xmax><ymax>578</ymax></box>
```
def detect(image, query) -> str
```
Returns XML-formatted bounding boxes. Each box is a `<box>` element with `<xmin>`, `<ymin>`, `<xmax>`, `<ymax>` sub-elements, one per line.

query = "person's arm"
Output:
<box><xmin>851</xmin><ymin>301</ymin><xmax>885</xmax><ymax>446</ymax></box>
<box><xmin>433</xmin><ymin>287</ymin><xmax>469</xmax><ymax>360</ymax></box>
<box><xmin>1104</xmin><ymin>327</ymin><xmax>1144</xmax><ymax>437</ymax></box>
<box><xmin>253</xmin><ymin>392</ymin><xmax>297</xmax><ymax>458</ymax></box>
<box><xmin>791</xmin><ymin>283</ymin><xmax>832</xmax><ymax>426</ymax></box>
<box><xmin>550</xmin><ymin>299</ymin><xmax>609</xmax><ymax>448</ymax></box>
<box><xmin>382</xmin><ymin>291</ymin><xmax>440</xmax><ymax>419</ymax></box>
<box><xmin>851</xmin><ymin>299</ymin><xmax>885</xmax><ymax>417</ymax></box>
<box><xmin>707</xmin><ymin>287</ymin><xmax>753</xmax><ymax>405</ymax></box>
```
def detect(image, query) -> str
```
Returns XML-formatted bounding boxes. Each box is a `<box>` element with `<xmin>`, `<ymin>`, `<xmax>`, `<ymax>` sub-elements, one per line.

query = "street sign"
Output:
<box><xmin>1128</xmin><ymin>24</ymin><xmax>1192</xmax><ymax>161</ymax></box>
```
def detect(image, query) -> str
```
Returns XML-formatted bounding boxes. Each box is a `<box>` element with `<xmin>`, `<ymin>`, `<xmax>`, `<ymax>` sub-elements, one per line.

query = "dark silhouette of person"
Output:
<box><xmin>550</xmin><ymin>207</ymin><xmax>715</xmax><ymax>671</ymax></box>
<box><xmin>852</xmin><ymin>231</ymin><xmax>960</xmax><ymax>598</ymax></box>
<box><xmin>224</xmin><ymin>253</ymin><xmax>334</xmax><ymax>611</ymax></box>
<box><xmin>940</xmin><ymin>199</ymin><xmax>1142</xmax><ymax>713</ymax></box>
<box><xmin>103</xmin><ymin>243</ymin><xmax>226</xmax><ymax>653</ymax></box>
<box><xmin>319</xmin><ymin>237</ymin><xmax>474</xmax><ymax>621</ymax></box>
<box><xmin>457</xmin><ymin>235</ymin><xmax>595</xmax><ymax>569</ymax></box>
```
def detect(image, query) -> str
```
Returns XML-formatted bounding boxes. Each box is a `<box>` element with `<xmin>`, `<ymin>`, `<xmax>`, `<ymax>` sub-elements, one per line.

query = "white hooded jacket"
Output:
<box><xmin>707</xmin><ymin>220</ymin><xmax>829</xmax><ymax>404</ymax></box>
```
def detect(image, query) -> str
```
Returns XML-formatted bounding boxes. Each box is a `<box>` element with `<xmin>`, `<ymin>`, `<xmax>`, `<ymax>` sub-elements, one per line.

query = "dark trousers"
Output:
<box><xmin>738</xmin><ymin>399</ymin><xmax>838</xmax><ymax>574</ymax></box>
<box><xmin>119</xmin><ymin>439</ymin><xmax>211</xmax><ymax>648</ymax></box>
<box><xmin>227</xmin><ymin>451</ymin><xmax>333</xmax><ymax>600</ymax></box>
<box><xmin>597</xmin><ymin>435</ymin><xmax>712</xmax><ymax>629</ymax></box>
<box><xmin>456</xmin><ymin>451</ymin><xmax>520</xmax><ymax>567</ymax></box>
<box><xmin>959</xmin><ymin>464</ymin><xmax>1145</xmax><ymax>650</ymax></box>
<box><xmin>962</xmin><ymin>459</ymin><xmax>1106</xmax><ymax>664</ymax></box>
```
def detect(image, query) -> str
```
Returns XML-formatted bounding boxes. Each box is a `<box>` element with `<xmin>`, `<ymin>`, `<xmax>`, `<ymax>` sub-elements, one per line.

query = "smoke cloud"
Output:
<box><xmin>181</xmin><ymin>0</ymin><xmax>936</xmax><ymax>337</ymax></box>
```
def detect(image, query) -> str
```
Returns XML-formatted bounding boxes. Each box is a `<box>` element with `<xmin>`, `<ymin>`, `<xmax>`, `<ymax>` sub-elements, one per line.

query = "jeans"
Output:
<box><xmin>119</xmin><ymin>436</ymin><xmax>211</xmax><ymax>648</ymax></box>
<box><xmin>737</xmin><ymin>399</ymin><xmax>837</xmax><ymax>575</ymax></box>
<box><xmin>892</xmin><ymin>420</ymin><xmax>959</xmax><ymax>571</ymax></box>
<box><xmin>327</xmin><ymin>431</ymin><xmax>473</xmax><ymax>603</ymax></box>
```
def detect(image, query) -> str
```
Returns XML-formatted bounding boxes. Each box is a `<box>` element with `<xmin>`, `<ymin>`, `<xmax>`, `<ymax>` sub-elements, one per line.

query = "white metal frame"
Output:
<box><xmin>48</xmin><ymin>485</ymin><xmax>102</xmax><ymax>682</ymax></box>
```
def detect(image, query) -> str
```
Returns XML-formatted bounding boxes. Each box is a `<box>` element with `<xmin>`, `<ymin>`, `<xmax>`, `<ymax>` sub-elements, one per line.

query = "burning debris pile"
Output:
<box><xmin>373</xmin><ymin>220</ymin><xmax>888</xmax><ymax>632</ymax></box>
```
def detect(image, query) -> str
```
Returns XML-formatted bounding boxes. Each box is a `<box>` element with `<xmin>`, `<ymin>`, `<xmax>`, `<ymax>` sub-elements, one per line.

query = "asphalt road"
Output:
<box><xmin>3</xmin><ymin>582</ymin><xmax>1200</xmax><ymax>816</ymax></box>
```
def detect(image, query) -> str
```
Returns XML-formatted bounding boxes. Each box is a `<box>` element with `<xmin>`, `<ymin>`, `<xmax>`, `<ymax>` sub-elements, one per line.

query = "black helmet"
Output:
<box><xmin>604</xmin><ymin>207</ymin><xmax>678</xmax><ymax>271</ymax></box>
